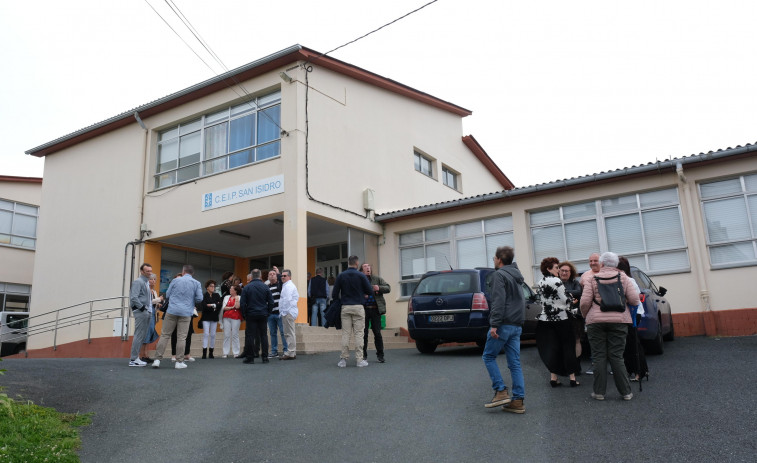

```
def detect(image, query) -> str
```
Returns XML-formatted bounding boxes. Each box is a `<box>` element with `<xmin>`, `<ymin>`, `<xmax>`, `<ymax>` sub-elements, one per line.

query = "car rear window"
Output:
<box><xmin>415</xmin><ymin>273</ymin><xmax>476</xmax><ymax>295</ymax></box>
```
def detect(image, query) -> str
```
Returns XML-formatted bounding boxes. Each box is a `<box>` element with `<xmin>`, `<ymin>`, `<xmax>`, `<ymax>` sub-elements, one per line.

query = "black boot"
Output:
<box><xmin>209</xmin><ymin>348</ymin><xmax>215</xmax><ymax>359</ymax></box>
<box><xmin>202</xmin><ymin>348</ymin><xmax>207</xmax><ymax>359</ymax></box>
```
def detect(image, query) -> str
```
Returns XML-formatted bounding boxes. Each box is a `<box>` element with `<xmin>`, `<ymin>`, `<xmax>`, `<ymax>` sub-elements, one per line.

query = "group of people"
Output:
<box><xmin>128</xmin><ymin>256</ymin><xmax>390</xmax><ymax>369</ymax></box>
<box><xmin>482</xmin><ymin>247</ymin><xmax>648</xmax><ymax>414</ymax></box>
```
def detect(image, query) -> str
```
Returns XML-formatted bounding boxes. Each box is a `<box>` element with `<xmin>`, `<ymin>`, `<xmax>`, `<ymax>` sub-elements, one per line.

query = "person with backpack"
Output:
<box><xmin>579</xmin><ymin>252</ymin><xmax>640</xmax><ymax>401</ymax></box>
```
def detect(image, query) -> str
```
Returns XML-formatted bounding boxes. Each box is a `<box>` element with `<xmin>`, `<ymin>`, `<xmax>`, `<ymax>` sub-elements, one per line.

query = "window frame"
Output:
<box><xmin>699</xmin><ymin>173</ymin><xmax>757</xmax><ymax>269</ymax></box>
<box><xmin>441</xmin><ymin>165</ymin><xmax>460</xmax><ymax>191</ymax></box>
<box><xmin>0</xmin><ymin>282</ymin><xmax>32</xmax><ymax>311</ymax></box>
<box><xmin>398</xmin><ymin>216</ymin><xmax>514</xmax><ymax>298</ymax></box>
<box><xmin>154</xmin><ymin>90</ymin><xmax>282</xmax><ymax>190</ymax></box>
<box><xmin>0</xmin><ymin>199</ymin><xmax>38</xmax><ymax>250</ymax></box>
<box><xmin>528</xmin><ymin>187</ymin><xmax>689</xmax><ymax>279</ymax></box>
<box><xmin>413</xmin><ymin>150</ymin><xmax>435</xmax><ymax>179</ymax></box>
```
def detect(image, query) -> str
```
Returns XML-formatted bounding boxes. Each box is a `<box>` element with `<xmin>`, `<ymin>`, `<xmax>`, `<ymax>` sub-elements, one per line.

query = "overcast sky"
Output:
<box><xmin>2</xmin><ymin>0</ymin><xmax>756</xmax><ymax>187</ymax></box>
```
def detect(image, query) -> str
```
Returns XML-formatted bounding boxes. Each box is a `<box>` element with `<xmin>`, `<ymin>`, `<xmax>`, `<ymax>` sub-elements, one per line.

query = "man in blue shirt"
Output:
<box><xmin>152</xmin><ymin>265</ymin><xmax>203</xmax><ymax>370</ymax></box>
<box><xmin>331</xmin><ymin>256</ymin><xmax>373</xmax><ymax>368</ymax></box>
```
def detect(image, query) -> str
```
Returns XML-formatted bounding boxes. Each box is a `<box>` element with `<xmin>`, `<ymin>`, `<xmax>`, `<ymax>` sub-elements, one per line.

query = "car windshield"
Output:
<box><xmin>416</xmin><ymin>273</ymin><xmax>475</xmax><ymax>295</ymax></box>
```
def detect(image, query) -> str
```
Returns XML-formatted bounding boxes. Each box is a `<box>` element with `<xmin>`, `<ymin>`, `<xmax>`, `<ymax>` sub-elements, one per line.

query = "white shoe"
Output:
<box><xmin>152</xmin><ymin>359</ymin><xmax>161</xmax><ymax>368</ymax></box>
<box><xmin>222</xmin><ymin>355</ymin><xmax>228</xmax><ymax>359</ymax></box>
<box><xmin>185</xmin><ymin>357</ymin><xmax>195</xmax><ymax>362</ymax></box>
<box><xmin>357</xmin><ymin>359</ymin><xmax>369</xmax><ymax>368</ymax></box>
<box><xmin>129</xmin><ymin>359</ymin><xmax>146</xmax><ymax>367</ymax></box>
<box><xmin>175</xmin><ymin>361</ymin><xmax>188</xmax><ymax>369</ymax></box>
<box><xmin>171</xmin><ymin>357</ymin><xmax>177</xmax><ymax>362</ymax></box>
<box><xmin>337</xmin><ymin>359</ymin><xmax>347</xmax><ymax>368</ymax></box>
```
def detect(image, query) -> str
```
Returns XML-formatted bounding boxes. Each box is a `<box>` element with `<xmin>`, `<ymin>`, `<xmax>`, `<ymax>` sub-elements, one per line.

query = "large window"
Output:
<box><xmin>399</xmin><ymin>216</ymin><xmax>514</xmax><ymax>297</ymax></box>
<box><xmin>0</xmin><ymin>283</ymin><xmax>31</xmax><ymax>311</ymax></box>
<box><xmin>159</xmin><ymin>248</ymin><xmax>235</xmax><ymax>294</ymax></box>
<box><xmin>530</xmin><ymin>188</ymin><xmax>688</xmax><ymax>280</ymax></box>
<box><xmin>0</xmin><ymin>199</ymin><xmax>38</xmax><ymax>249</ymax></box>
<box><xmin>700</xmin><ymin>173</ymin><xmax>757</xmax><ymax>267</ymax></box>
<box><xmin>155</xmin><ymin>91</ymin><xmax>281</xmax><ymax>189</ymax></box>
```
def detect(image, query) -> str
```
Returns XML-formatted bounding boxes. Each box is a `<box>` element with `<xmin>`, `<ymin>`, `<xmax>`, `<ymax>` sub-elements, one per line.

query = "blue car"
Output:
<box><xmin>406</xmin><ymin>268</ymin><xmax>541</xmax><ymax>354</ymax></box>
<box><xmin>631</xmin><ymin>266</ymin><xmax>674</xmax><ymax>354</ymax></box>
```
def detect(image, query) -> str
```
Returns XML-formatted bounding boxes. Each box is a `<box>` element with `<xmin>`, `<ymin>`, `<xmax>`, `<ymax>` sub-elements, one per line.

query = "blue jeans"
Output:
<box><xmin>267</xmin><ymin>313</ymin><xmax>288</xmax><ymax>354</ymax></box>
<box><xmin>482</xmin><ymin>324</ymin><xmax>525</xmax><ymax>399</ymax></box>
<box><xmin>311</xmin><ymin>298</ymin><xmax>327</xmax><ymax>327</ymax></box>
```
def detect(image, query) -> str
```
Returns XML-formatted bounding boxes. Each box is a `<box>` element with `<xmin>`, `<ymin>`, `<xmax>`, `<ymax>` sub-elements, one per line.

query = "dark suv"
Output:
<box><xmin>406</xmin><ymin>268</ymin><xmax>541</xmax><ymax>354</ymax></box>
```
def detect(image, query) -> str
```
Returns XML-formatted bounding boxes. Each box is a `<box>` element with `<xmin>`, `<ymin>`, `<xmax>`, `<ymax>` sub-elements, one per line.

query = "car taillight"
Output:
<box><xmin>639</xmin><ymin>294</ymin><xmax>646</xmax><ymax>303</ymax></box>
<box><xmin>407</xmin><ymin>299</ymin><xmax>413</xmax><ymax>314</ymax></box>
<box><xmin>471</xmin><ymin>292</ymin><xmax>488</xmax><ymax>310</ymax></box>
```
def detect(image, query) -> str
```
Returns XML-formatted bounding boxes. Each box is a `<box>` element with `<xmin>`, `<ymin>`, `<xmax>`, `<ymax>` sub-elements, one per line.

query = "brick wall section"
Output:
<box><xmin>673</xmin><ymin>308</ymin><xmax>757</xmax><ymax>337</ymax></box>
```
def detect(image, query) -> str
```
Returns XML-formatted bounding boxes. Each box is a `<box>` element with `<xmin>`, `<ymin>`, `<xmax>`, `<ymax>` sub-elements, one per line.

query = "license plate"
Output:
<box><xmin>429</xmin><ymin>314</ymin><xmax>454</xmax><ymax>323</ymax></box>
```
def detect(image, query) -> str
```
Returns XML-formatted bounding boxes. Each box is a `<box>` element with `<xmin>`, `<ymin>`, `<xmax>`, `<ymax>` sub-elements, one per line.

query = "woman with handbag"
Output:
<box><xmin>536</xmin><ymin>257</ymin><xmax>580</xmax><ymax>388</ymax></box>
<box><xmin>220</xmin><ymin>284</ymin><xmax>243</xmax><ymax>358</ymax></box>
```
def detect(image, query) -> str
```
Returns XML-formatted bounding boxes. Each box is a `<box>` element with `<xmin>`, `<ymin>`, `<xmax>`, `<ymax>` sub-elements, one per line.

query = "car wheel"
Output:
<box><xmin>645</xmin><ymin>319</ymin><xmax>664</xmax><ymax>355</ymax></box>
<box><xmin>415</xmin><ymin>339</ymin><xmax>438</xmax><ymax>354</ymax></box>
<box><xmin>663</xmin><ymin>313</ymin><xmax>675</xmax><ymax>341</ymax></box>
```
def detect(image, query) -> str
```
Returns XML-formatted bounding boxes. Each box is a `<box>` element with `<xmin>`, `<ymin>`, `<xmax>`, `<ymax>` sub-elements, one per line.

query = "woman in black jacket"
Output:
<box><xmin>200</xmin><ymin>280</ymin><xmax>222</xmax><ymax>359</ymax></box>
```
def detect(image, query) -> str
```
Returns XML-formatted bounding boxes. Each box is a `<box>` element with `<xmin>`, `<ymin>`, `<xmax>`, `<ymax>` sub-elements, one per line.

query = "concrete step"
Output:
<box><xmin>149</xmin><ymin>324</ymin><xmax>414</xmax><ymax>357</ymax></box>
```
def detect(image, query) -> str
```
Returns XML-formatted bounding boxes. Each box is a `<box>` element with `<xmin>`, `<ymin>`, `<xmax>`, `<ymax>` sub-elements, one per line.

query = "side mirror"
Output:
<box><xmin>658</xmin><ymin>286</ymin><xmax>667</xmax><ymax>297</ymax></box>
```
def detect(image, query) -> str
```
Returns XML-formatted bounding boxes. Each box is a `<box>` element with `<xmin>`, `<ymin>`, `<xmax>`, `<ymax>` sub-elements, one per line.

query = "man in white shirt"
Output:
<box><xmin>278</xmin><ymin>269</ymin><xmax>299</xmax><ymax>360</ymax></box>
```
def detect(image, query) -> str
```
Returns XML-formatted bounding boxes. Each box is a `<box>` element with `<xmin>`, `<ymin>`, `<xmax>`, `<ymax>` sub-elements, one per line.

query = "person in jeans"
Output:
<box><xmin>152</xmin><ymin>265</ymin><xmax>202</xmax><ymax>370</ymax></box>
<box><xmin>308</xmin><ymin>268</ymin><xmax>329</xmax><ymax>327</ymax></box>
<box><xmin>580</xmin><ymin>251</ymin><xmax>640</xmax><ymax>401</ymax></box>
<box><xmin>361</xmin><ymin>263</ymin><xmax>390</xmax><ymax>363</ymax></box>
<box><xmin>265</xmin><ymin>268</ymin><xmax>288</xmax><ymax>358</ymax></box>
<box><xmin>128</xmin><ymin>263</ymin><xmax>154</xmax><ymax>367</ymax></box>
<box><xmin>331</xmin><ymin>255</ymin><xmax>373</xmax><ymax>368</ymax></box>
<box><xmin>482</xmin><ymin>246</ymin><xmax>527</xmax><ymax>413</ymax></box>
<box><xmin>240</xmin><ymin>269</ymin><xmax>274</xmax><ymax>365</ymax></box>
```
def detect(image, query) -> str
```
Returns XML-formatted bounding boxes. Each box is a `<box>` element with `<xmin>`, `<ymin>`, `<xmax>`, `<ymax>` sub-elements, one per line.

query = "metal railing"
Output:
<box><xmin>21</xmin><ymin>296</ymin><xmax>130</xmax><ymax>351</ymax></box>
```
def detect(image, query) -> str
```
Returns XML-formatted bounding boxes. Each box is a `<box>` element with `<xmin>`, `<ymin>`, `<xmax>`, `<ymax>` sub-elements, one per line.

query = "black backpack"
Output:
<box><xmin>593</xmin><ymin>272</ymin><xmax>627</xmax><ymax>312</ymax></box>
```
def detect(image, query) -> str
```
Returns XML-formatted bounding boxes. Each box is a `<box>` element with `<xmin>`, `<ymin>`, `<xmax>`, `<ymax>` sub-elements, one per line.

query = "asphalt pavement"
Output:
<box><xmin>1</xmin><ymin>335</ymin><xmax>755</xmax><ymax>463</ymax></box>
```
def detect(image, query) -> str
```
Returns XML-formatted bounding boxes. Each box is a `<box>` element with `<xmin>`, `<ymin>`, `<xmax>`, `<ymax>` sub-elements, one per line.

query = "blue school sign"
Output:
<box><xmin>201</xmin><ymin>175</ymin><xmax>284</xmax><ymax>211</ymax></box>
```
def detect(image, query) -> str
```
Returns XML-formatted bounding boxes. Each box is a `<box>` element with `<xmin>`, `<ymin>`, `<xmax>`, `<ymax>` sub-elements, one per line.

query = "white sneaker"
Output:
<box><xmin>623</xmin><ymin>393</ymin><xmax>633</xmax><ymax>401</ymax></box>
<box><xmin>171</xmin><ymin>357</ymin><xmax>176</xmax><ymax>362</ymax></box>
<box><xmin>128</xmin><ymin>359</ymin><xmax>146</xmax><ymax>367</ymax></box>
<box><xmin>175</xmin><ymin>361</ymin><xmax>188</xmax><ymax>369</ymax></box>
<box><xmin>185</xmin><ymin>357</ymin><xmax>195</xmax><ymax>362</ymax></box>
<box><xmin>152</xmin><ymin>359</ymin><xmax>161</xmax><ymax>368</ymax></box>
<box><xmin>222</xmin><ymin>355</ymin><xmax>228</xmax><ymax>359</ymax></box>
<box><xmin>337</xmin><ymin>359</ymin><xmax>347</xmax><ymax>368</ymax></box>
<box><xmin>357</xmin><ymin>359</ymin><xmax>369</xmax><ymax>368</ymax></box>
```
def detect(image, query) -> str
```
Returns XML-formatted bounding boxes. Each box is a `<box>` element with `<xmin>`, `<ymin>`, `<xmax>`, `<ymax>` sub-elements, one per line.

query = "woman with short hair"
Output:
<box><xmin>536</xmin><ymin>257</ymin><xmax>580</xmax><ymax>387</ymax></box>
<box><xmin>220</xmin><ymin>284</ymin><xmax>243</xmax><ymax>358</ymax></box>
<box><xmin>201</xmin><ymin>280</ymin><xmax>222</xmax><ymax>359</ymax></box>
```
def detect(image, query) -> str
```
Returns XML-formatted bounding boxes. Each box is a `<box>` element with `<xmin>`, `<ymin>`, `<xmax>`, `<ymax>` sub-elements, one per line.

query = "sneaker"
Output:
<box><xmin>128</xmin><ymin>359</ymin><xmax>146</xmax><ymax>367</ymax></box>
<box><xmin>185</xmin><ymin>357</ymin><xmax>195</xmax><ymax>362</ymax></box>
<box><xmin>485</xmin><ymin>389</ymin><xmax>511</xmax><ymax>408</ymax></box>
<box><xmin>502</xmin><ymin>399</ymin><xmax>525</xmax><ymax>414</ymax></box>
<box><xmin>377</xmin><ymin>356</ymin><xmax>385</xmax><ymax>363</ymax></box>
<box><xmin>585</xmin><ymin>367</ymin><xmax>594</xmax><ymax>375</ymax></box>
<box><xmin>171</xmin><ymin>357</ymin><xmax>177</xmax><ymax>362</ymax></box>
<box><xmin>623</xmin><ymin>393</ymin><xmax>633</xmax><ymax>401</ymax></box>
<box><xmin>152</xmin><ymin>359</ymin><xmax>161</xmax><ymax>368</ymax></box>
<box><xmin>175</xmin><ymin>361</ymin><xmax>188</xmax><ymax>369</ymax></box>
<box><xmin>268</xmin><ymin>352</ymin><xmax>279</xmax><ymax>359</ymax></box>
<box><xmin>337</xmin><ymin>359</ymin><xmax>347</xmax><ymax>368</ymax></box>
<box><xmin>591</xmin><ymin>392</ymin><xmax>605</xmax><ymax>401</ymax></box>
<box><xmin>222</xmin><ymin>355</ymin><xmax>228</xmax><ymax>359</ymax></box>
<box><xmin>356</xmin><ymin>359</ymin><xmax>369</xmax><ymax>367</ymax></box>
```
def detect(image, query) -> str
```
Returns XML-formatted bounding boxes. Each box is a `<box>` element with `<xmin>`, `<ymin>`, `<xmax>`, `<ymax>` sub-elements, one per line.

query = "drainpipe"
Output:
<box><xmin>676</xmin><ymin>162</ymin><xmax>714</xmax><ymax>334</ymax></box>
<box><xmin>121</xmin><ymin>239</ymin><xmax>144</xmax><ymax>340</ymax></box>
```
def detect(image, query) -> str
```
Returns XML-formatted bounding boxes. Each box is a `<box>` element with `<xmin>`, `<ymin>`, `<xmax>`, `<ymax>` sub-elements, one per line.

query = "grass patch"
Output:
<box><xmin>0</xmin><ymin>391</ymin><xmax>92</xmax><ymax>462</ymax></box>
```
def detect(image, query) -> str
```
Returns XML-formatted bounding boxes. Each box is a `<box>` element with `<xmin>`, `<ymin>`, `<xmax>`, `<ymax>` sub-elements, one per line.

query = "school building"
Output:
<box><xmin>21</xmin><ymin>44</ymin><xmax>757</xmax><ymax>356</ymax></box>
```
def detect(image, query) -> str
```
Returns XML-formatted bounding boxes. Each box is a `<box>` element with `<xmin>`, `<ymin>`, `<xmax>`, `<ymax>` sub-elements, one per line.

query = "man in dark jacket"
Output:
<box><xmin>482</xmin><ymin>246</ymin><xmax>527</xmax><ymax>414</ymax></box>
<box><xmin>360</xmin><ymin>263</ymin><xmax>390</xmax><ymax>363</ymax></box>
<box><xmin>331</xmin><ymin>255</ymin><xmax>373</xmax><ymax>368</ymax></box>
<box><xmin>240</xmin><ymin>269</ymin><xmax>274</xmax><ymax>364</ymax></box>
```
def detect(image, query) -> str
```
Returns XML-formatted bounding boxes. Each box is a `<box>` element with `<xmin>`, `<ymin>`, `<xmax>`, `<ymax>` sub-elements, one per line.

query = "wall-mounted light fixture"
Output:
<box><xmin>219</xmin><ymin>229</ymin><xmax>251</xmax><ymax>240</ymax></box>
<box><xmin>279</xmin><ymin>72</ymin><xmax>293</xmax><ymax>83</ymax></box>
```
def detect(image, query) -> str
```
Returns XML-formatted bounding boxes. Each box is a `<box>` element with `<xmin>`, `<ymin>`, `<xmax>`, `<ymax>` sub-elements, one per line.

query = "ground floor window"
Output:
<box><xmin>700</xmin><ymin>173</ymin><xmax>757</xmax><ymax>268</ymax></box>
<box><xmin>0</xmin><ymin>282</ymin><xmax>31</xmax><ymax>311</ymax></box>
<box><xmin>398</xmin><ymin>216</ymin><xmax>514</xmax><ymax>297</ymax></box>
<box><xmin>529</xmin><ymin>187</ymin><xmax>689</xmax><ymax>281</ymax></box>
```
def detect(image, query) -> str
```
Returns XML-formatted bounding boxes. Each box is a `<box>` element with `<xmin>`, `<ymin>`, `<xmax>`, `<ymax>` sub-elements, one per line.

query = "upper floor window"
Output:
<box><xmin>699</xmin><ymin>173</ymin><xmax>757</xmax><ymax>268</ymax></box>
<box><xmin>0</xmin><ymin>199</ymin><xmax>38</xmax><ymax>249</ymax></box>
<box><xmin>442</xmin><ymin>165</ymin><xmax>459</xmax><ymax>191</ymax></box>
<box><xmin>414</xmin><ymin>150</ymin><xmax>433</xmax><ymax>178</ymax></box>
<box><xmin>155</xmin><ymin>91</ymin><xmax>281</xmax><ymax>189</ymax></box>
<box><xmin>529</xmin><ymin>188</ymin><xmax>688</xmax><ymax>280</ymax></box>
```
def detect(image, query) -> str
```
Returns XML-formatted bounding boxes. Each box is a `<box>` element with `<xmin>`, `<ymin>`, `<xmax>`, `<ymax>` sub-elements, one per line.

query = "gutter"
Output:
<box><xmin>376</xmin><ymin>143</ymin><xmax>757</xmax><ymax>222</ymax></box>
